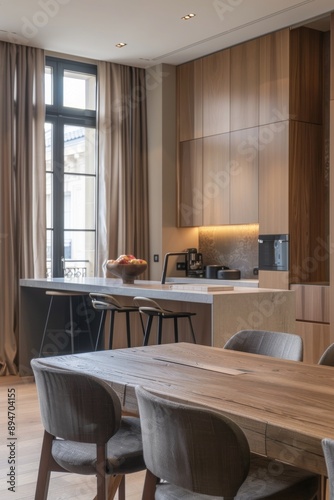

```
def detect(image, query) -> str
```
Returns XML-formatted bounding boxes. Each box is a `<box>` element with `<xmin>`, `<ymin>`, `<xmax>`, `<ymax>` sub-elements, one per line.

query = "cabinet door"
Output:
<box><xmin>230</xmin><ymin>128</ymin><xmax>258</xmax><ymax>224</ymax></box>
<box><xmin>258</xmin><ymin>121</ymin><xmax>289</xmax><ymax>234</ymax></box>
<box><xmin>230</xmin><ymin>39</ymin><xmax>260</xmax><ymax>131</ymax></box>
<box><xmin>202</xmin><ymin>49</ymin><xmax>230</xmax><ymax>136</ymax></box>
<box><xmin>177</xmin><ymin>59</ymin><xmax>202</xmax><ymax>142</ymax></box>
<box><xmin>178</xmin><ymin>139</ymin><xmax>203</xmax><ymax>227</ymax></box>
<box><xmin>259</xmin><ymin>29</ymin><xmax>289</xmax><ymax>126</ymax></box>
<box><xmin>290</xmin><ymin>27</ymin><xmax>323</xmax><ymax>125</ymax></box>
<box><xmin>202</xmin><ymin>134</ymin><xmax>229</xmax><ymax>225</ymax></box>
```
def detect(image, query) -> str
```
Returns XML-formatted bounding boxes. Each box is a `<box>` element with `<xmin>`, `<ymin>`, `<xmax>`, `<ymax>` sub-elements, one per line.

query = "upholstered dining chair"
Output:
<box><xmin>224</xmin><ymin>329</ymin><xmax>303</xmax><ymax>361</ymax></box>
<box><xmin>135</xmin><ymin>386</ymin><xmax>320</xmax><ymax>499</ymax></box>
<box><xmin>31</xmin><ymin>359</ymin><xmax>152</xmax><ymax>500</ymax></box>
<box><xmin>322</xmin><ymin>438</ymin><xmax>334</xmax><ymax>500</ymax></box>
<box><xmin>318</xmin><ymin>343</ymin><xmax>334</xmax><ymax>366</ymax></box>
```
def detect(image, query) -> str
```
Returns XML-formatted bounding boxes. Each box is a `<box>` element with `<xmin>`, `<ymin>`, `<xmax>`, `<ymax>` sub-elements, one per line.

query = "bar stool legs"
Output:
<box><xmin>39</xmin><ymin>291</ymin><xmax>94</xmax><ymax>357</ymax></box>
<box><xmin>90</xmin><ymin>293</ymin><xmax>144</xmax><ymax>350</ymax></box>
<box><xmin>134</xmin><ymin>296</ymin><xmax>197</xmax><ymax>346</ymax></box>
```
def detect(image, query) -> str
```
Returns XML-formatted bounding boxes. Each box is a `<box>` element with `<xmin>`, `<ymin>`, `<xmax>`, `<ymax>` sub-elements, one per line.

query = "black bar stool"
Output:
<box><xmin>133</xmin><ymin>296</ymin><xmax>197</xmax><ymax>345</ymax></box>
<box><xmin>89</xmin><ymin>293</ymin><xmax>144</xmax><ymax>350</ymax></box>
<box><xmin>39</xmin><ymin>291</ymin><xmax>94</xmax><ymax>356</ymax></box>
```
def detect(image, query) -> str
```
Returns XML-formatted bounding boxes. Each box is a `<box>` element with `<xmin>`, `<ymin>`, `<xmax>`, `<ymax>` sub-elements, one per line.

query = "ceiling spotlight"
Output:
<box><xmin>181</xmin><ymin>13</ymin><xmax>196</xmax><ymax>21</ymax></box>
<box><xmin>116</xmin><ymin>42</ymin><xmax>127</xmax><ymax>48</ymax></box>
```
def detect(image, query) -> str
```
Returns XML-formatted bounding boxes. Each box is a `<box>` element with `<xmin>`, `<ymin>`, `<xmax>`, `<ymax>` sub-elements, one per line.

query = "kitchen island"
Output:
<box><xmin>19</xmin><ymin>277</ymin><xmax>295</xmax><ymax>375</ymax></box>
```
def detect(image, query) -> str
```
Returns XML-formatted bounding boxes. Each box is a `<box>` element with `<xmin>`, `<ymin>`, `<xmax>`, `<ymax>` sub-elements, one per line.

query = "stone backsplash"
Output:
<box><xmin>199</xmin><ymin>224</ymin><xmax>259</xmax><ymax>279</ymax></box>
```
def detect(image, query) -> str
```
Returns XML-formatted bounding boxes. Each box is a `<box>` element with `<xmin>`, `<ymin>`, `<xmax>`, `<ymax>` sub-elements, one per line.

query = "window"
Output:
<box><xmin>45</xmin><ymin>57</ymin><xmax>97</xmax><ymax>278</ymax></box>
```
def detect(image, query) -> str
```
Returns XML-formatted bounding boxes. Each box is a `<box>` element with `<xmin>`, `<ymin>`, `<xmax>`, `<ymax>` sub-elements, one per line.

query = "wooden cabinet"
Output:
<box><xmin>230</xmin><ymin>128</ymin><xmax>258</xmax><ymax>224</ymax></box>
<box><xmin>290</xmin><ymin>284</ymin><xmax>330</xmax><ymax>363</ymax></box>
<box><xmin>178</xmin><ymin>139</ymin><xmax>203</xmax><ymax>227</ymax></box>
<box><xmin>202</xmin><ymin>50</ymin><xmax>230</xmax><ymax>136</ymax></box>
<box><xmin>290</xmin><ymin>27</ymin><xmax>323</xmax><ymax>124</ymax></box>
<box><xmin>259</xmin><ymin>29</ymin><xmax>290</xmax><ymax>126</ymax></box>
<box><xmin>230</xmin><ymin>39</ymin><xmax>259</xmax><ymax>131</ymax></box>
<box><xmin>258</xmin><ymin>121</ymin><xmax>289</xmax><ymax>234</ymax></box>
<box><xmin>177</xmin><ymin>59</ymin><xmax>202</xmax><ymax>142</ymax></box>
<box><xmin>202</xmin><ymin>134</ymin><xmax>229</xmax><ymax>226</ymax></box>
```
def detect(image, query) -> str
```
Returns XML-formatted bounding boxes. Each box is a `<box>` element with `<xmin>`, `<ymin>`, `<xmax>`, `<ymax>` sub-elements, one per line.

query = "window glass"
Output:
<box><xmin>45</xmin><ymin>58</ymin><xmax>97</xmax><ymax>278</ymax></box>
<box><xmin>63</xmin><ymin>70</ymin><xmax>96</xmax><ymax>110</ymax></box>
<box><xmin>45</xmin><ymin>66</ymin><xmax>53</xmax><ymax>105</ymax></box>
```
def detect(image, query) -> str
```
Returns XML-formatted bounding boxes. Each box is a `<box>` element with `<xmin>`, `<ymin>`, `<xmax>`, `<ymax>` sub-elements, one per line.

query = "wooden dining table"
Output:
<box><xmin>35</xmin><ymin>342</ymin><xmax>334</xmax><ymax>487</ymax></box>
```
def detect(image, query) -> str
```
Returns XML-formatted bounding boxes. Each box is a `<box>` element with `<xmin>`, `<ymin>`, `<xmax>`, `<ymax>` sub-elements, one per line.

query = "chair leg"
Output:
<box><xmin>157</xmin><ymin>316</ymin><xmax>163</xmax><ymax>344</ymax></box>
<box><xmin>34</xmin><ymin>431</ymin><xmax>53</xmax><ymax>500</ymax></box>
<box><xmin>188</xmin><ymin>317</ymin><xmax>197</xmax><ymax>343</ymax></box>
<box><xmin>105</xmin><ymin>475</ymin><xmax>123</xmax><ymax>500</ymax></box>
<box><xmin>34</xmin><ymin>431</ymin><xmax>66</xmax><ymax>500</ymax></box>
<box><xmin>125</xmin><ymin>312</ymin><xmax>131</xmax><ymax>347</ymax></box>
<box><xmin>141</xmin><ymin>469</ymin><xmax>159</xmax><ymax>500</ymax></box>
<box><xmin>108</xmin><ymin>311</ymin><xmax>116</xmax><ymax>349</ymax></box>
<box><xmin>96</xmin><ymin>444</ymin><xmax>108</xmax><ymax>500</ymax></box>
<box><xmin>39</xmin><ymin>296</ymin><xmax>54</xmax><ymax>357</ymax></box>
<box><xmin>95</xmin><ymin>310</ymin><xmax>107</xmax><ymax>351</ymax></box>
<box><xmin>139</xmin><ymin>313</ymin><xmax>145</xmax><ymax>336</ymax></box>
<box><xmin>117</xmin><ymin>475</ymin><xmax>125</xmax><ymax>500</ymax></box>
<box><xmin>143</xmin><ymin>316</ymin><xmax>153</xmax><ymax>346</ymax></box>
<box><xmin>173</xmin><ymin>317</ymin><xmax>179</xmax><ymax>343</ymax></box>
<box><xmin>69</xmin><ymin>296</ymin><xmax>75</xmax><ymax>354</ymax></box>
<box><xmin>81</xmin><ymin>295</ymin><xmax>94</xmax><ymax>350</ymax></box>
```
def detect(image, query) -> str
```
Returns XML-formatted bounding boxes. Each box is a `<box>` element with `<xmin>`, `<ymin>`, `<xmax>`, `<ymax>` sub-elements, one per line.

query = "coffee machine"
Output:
<box><xmin>186</xmin><ymin>248</ymin><xmax>204</xmax><ymax>278</ymax></box>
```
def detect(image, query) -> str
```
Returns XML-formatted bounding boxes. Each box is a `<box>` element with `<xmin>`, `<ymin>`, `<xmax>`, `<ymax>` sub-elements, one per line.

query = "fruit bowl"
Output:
<box><xmin>106</xmin><ymin>256</ymin><xmax>147</xmax><ymax>284</ymax></box>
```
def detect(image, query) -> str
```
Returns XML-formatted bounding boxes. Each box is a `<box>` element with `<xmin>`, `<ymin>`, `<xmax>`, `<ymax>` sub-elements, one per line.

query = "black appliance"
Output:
<box><xmin>217</xmin><ymin>269</ymin><xmax>241</xmax><ymax>280</ymax></box>
<box><xmin>258</xmin><ymin>234</ymin><xmax>289</xmax><ymax>271</ymax></box>
<box><xmin>205</xmin><ymin>265</ymin><xmax>229</xmax><ymax>279</ymax></box>
<box><xmin>186</xmin><ymin>248</ymin><xmax>204</xmax><ymax>278</ymax></box>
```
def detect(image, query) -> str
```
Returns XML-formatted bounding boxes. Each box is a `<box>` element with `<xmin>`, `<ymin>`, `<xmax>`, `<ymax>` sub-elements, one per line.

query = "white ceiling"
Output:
<box><xmin>0</xmin><ymin>0</ymin><xmax>333</xmax><ymax>68</ymax></box>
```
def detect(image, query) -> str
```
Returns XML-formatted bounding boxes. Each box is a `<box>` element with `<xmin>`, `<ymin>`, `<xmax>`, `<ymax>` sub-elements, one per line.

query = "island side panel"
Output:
<box><xmin>211</xmin><ymin>290</ymin><xmax>296</xmax><ymax>348</ymax></box>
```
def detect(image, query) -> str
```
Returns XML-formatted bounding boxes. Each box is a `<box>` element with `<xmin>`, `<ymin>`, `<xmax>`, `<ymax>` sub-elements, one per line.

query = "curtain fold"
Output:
<box><xmin>97</xmin><ymin>62</ymin><xmax>149</xmax><ymax>276</ymax></box>
<box><xmin>0</xmin><ymin>43</ymin><xmax>45</xmax><ymax>375</ymax></box>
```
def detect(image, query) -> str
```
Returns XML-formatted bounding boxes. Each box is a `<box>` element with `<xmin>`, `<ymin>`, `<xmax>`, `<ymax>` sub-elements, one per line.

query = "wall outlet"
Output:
<box><xmin>176</xmin><ymin>262</ymin><xmax>186</xmax><ymax>271</ymax></box>
<box><xmin>153</xmin><ymin>254</ymin><xmax>159</xmax><ymax>262</ymax></box>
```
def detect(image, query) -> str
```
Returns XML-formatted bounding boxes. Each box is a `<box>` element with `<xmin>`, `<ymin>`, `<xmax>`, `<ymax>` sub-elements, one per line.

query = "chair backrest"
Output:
<box><xmin>31</xmin><ymin>358</ymin><xmax>122</xmax><ymax>444</ymax></box>
<box><xmin>318</xmin><ymin>343</ymin><xmax>334</xmax><ymax>366</ymax></box>
<box><xmin>322</xmin><ymin>438</ymin><xmax>334</xmax><ymax>500</ymax></box>
<box><xmin>133</xmin><ymin>296</ymin><xmax>164</xmax><ymax>313</ymax></box>
<box><xmin>89</xmin><ymin>293</ymin><xmax>123</xmax><ymax>310</ymax></box>
<box><xmin>223</xmin><ymin>329</ymin><xmax>303</xmax><ymax>361</ymax></box>
<box><xmin>135</xmin><ymin>386</ymin><xmax>250</xmax><ymax>498</ymax></box>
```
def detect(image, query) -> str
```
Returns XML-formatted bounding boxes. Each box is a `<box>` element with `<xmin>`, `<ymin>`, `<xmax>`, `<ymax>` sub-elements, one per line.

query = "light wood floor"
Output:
<box><xmin>0</xmin><ymin>376</ymin><xmax>146</xmax><ymax>499</ymax></box>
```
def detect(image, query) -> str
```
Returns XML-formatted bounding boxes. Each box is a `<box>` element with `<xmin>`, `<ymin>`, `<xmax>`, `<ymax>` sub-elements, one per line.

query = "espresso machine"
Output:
<box><xmin>186</xmin><ymin>248</ymin><xmax>204</xmax><ymax>277</ymax></box>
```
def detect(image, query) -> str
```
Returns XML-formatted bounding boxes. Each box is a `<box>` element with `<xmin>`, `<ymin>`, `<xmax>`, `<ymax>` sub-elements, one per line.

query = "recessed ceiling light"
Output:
<box><xmin>116</xmin><ymin>42</ymin><xmax>127</xmax><ymax>48</ymax></box>
<box><xmin>181</xmin><ymin>13</ymin><xmax>196</xmax><ymax>21</ymax></box>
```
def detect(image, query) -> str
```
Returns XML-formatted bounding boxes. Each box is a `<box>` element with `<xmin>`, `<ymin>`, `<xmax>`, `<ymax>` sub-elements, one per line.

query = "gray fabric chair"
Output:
<box><xmin>136</xmin><ymin>386</ymin><xmax>320</xmax><ymax>500</ymax></box>
<box><xmin>318</xmin><ymin>343</ymin><xmax>334</xmax><ymax>366</ymax></box>
<box><xmin>31</xmin><ymin>358</ymin><xmax>151</xmax><ymax>500</ymax></box>
<box><xmin>322</xmin><ymin>438</ymin><xmax>334</xmax><ymax>499</ymax></box>
<box><xmin>89</xmin><ymin>292</ymin><xmax>144</xmax><ymax>350</ymax></box>
<box><xmin>224</xmin><ymin>329</ymin><xmax>303</xmax><ymax>361</ymax></box>
<box><xmin>133</xmin><ymin>296</ymin><xmax>196</xmax><ymax>345</ymax></box>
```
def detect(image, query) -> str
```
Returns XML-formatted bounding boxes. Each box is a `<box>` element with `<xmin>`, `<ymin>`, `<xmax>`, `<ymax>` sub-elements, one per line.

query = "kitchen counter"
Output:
<box><xmin>19</xmin><ymin>277</ymin><xmax>295</xmax><ymax>375</ymax></box>
<box><xmin>166</xmin><ymin>277</ymin><xmax>259</xmax><ymax>288</ymax></box>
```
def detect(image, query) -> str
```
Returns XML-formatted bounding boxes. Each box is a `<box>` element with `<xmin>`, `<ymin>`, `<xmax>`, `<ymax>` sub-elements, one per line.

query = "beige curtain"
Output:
<box><xmin>97</xmin><ymin>62</ymin><xmax>149</xmax><ymax>276</ymax></box>
<box><xmin>0</xmin><ymin>43</ymin><xmax>46</xmax><ymax>375</ymax></box>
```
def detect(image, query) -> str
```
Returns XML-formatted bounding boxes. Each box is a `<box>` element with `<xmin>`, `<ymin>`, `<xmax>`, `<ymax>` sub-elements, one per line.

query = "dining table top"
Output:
<box><xmin>34</xmin><ymin>342</ymin><xmax>334</xmax><ymax>476</ymax></box>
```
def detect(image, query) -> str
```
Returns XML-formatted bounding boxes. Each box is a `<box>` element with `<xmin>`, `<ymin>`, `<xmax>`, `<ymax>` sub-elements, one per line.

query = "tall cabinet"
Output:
<box><xmin>176</xmin><ymin>26</ymin><xmax>330</xmax><ymax>363</ymax></box>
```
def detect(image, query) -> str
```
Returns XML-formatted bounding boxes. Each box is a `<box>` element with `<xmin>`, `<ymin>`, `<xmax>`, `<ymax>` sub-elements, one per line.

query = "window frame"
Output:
<box><xmin>45</xmin><ymin>56</ymin><xmax>97</xmax><ymax>278</ymax></box>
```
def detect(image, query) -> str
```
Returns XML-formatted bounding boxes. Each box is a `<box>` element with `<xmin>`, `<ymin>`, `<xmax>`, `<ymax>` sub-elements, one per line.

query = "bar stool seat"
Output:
<box><xmin>39</xmin><ymin>291</ymin><xmax>94</xmax><ymax>356</ymax></box>
<box><xmin>133</xmin><ymin>296</ymin><xmax>196</xmax><ymax>346</ymax></box>
<box><xmin>89</xmin><ymin>293</ymin><xmax>144</xmax><ymax>350</ymax></box>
